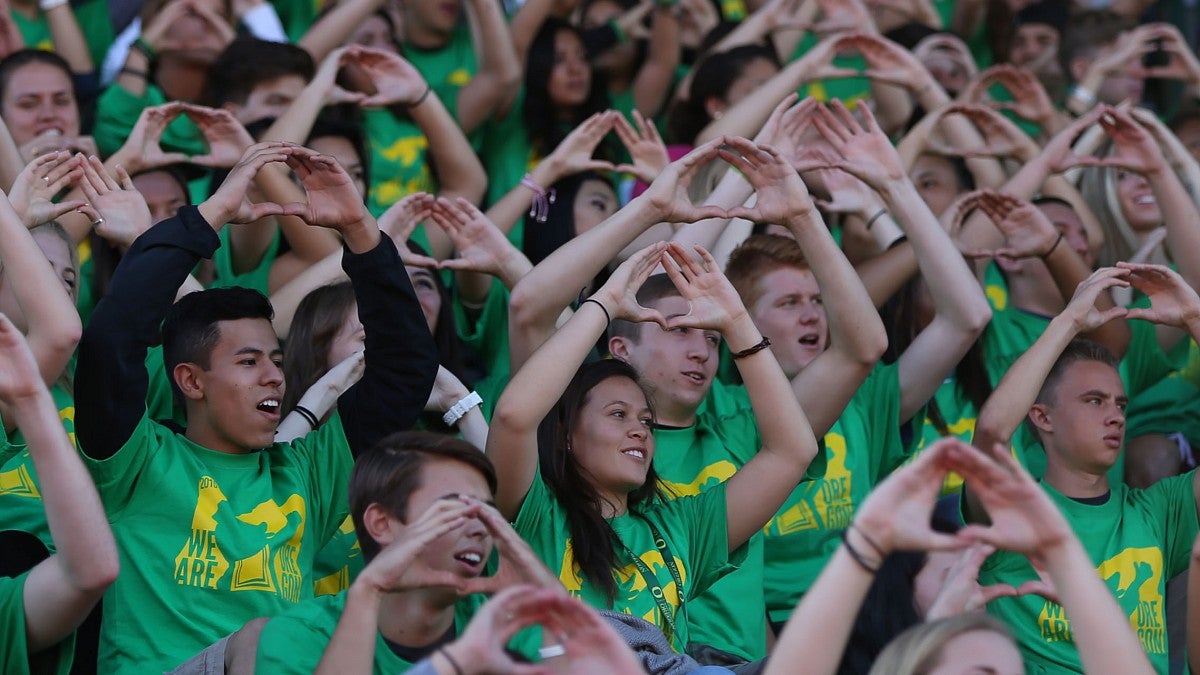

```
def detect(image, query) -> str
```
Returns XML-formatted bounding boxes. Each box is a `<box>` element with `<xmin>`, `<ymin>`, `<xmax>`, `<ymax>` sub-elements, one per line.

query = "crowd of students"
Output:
<box><xmin>3</xmin><ymin>0</ymin><xmax>1200</xmax><ymax>673</ymax></box>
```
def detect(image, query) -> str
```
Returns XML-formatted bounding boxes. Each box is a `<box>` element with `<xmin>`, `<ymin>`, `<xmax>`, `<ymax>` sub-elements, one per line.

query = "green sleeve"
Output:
<box><xmin>1120</xmin><ymin>318</ymin><xmax>1174</xmax><ymax>399</ymax></box>
<box><xmin>673</xmin><ymin>482</ymin><xmax>745</xmax><ymax>599</ymax></box>
<box><xmin>82</xmin><ymin>414</ymin><xmax>159</xmax><ymax>516</ymax></box>
<box><xmin>452</xmin><ymin>279</ymin><xmax>510</xmax><ymax>378</ymax></box>
<box><xmin>94</xmin><ymin>84</ymin><xmax>205</xmax><ymax>157</ymax></box>
<box><xmin>285</xmin><ymin>413</ymin><xmax>353</xmax><ymax>548</ymax></box>
<box><xmin>209</xmin><ymin>226</ymin><xmax>281</xmax><ymax>296</ymax></box>
<box><xmin>255</xmin><ymin>600</ymin><xmax>336</xmax><ymax>675</ymax></box>
<box><xmin>863</xmin><ymin>362</ymin><xmax>906</xmax><ymax>480</ymax></box>
<box><xmin>1142</xmin><ymin>469</ymin><xmax>1200</xmax><ymax>578</ymax></box>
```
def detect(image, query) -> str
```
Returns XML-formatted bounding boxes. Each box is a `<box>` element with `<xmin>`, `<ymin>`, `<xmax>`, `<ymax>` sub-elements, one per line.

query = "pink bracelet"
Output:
<box><xmin>521</xmin><ymin>173</ymin><xmax>556</xmax><ymax>222</ymax></box>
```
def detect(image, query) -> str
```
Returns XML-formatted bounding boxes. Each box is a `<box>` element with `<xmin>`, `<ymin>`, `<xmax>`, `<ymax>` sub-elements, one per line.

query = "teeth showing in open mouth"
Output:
<box><xmin>623</xmin><ymin>449</ymin><xmax>645</xmax><ymax>460</ymax></box>
<box><xmin>456</xmin><ymin>552</ymin><xmax>482</xmax><ymax>565</ymax></box>
<box><xmin>799</xmin><ymin>335</ymin><xmax>819</xmax><ymax>345</ymax></box>
<box><xmin>257</xmin><ymin>400</ymin><xmax>280</xmax><ymax>413</ymax></box>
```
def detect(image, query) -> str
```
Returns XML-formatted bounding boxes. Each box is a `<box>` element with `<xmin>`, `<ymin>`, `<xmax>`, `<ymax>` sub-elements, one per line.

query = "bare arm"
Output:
<box><xmin>454</xmin><ymin>0</ymin><xmax>522</xmax><ymax>133</ymax></box>
<box><xmin>297</xmin><ymin>0</ymin><xmax>387</xmax><ymax>62</ymax></box>
<box><xmin>42</xmin><ymin>1</ymin><xmax>94</xmax><ymax>73</ymax></box>
<box><xmin>630</xmin><ymin>6</ymin><xmax>680</xmax><ymax>117</ymax></box>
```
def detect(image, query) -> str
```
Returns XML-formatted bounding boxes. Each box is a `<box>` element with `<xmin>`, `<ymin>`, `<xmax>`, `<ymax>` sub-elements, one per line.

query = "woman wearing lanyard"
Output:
<box><xmin>486</xmin><ymin>139</ymin><xmax>821</xmax><ymax>652</ymax></box>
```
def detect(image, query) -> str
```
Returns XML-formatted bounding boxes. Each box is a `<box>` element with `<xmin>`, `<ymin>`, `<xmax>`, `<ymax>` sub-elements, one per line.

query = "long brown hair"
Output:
<box><xmin>281</xmin><ymin>282</ymin><xmax>357</xmax><ymax>417</ymax></box>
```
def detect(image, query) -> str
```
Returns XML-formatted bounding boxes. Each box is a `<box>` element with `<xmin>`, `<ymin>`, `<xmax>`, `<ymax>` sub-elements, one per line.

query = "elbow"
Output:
<box><xmin>847</xmin><ymin>319</ymin><xmax>889</xmax><ymax>366</ymax></box>
<box><xmin>508</xmin><ymin>278</ymin><xmax>540</xmax><ymax>330</ymax></box>
<box><xmin>964</xmin><ymin>302</ymin><xmax>993</xmax><ymax>337</ymax></box>
<box><xmin>78</xmin><ymin>551</ymin><xmax>120</xmax><ymax>595</ymax></box>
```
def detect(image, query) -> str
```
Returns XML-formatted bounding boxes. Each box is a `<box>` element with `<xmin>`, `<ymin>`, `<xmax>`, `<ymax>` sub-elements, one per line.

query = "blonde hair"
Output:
<box><xmin>1077</xmin><ymin>140</ymin><xmax>1151</xmax><ymax>268</ymax></box>
<box><xmin>868</xmin><ymin>614</ymin><xmax>1016</xmax><ymax>675</ymax></box>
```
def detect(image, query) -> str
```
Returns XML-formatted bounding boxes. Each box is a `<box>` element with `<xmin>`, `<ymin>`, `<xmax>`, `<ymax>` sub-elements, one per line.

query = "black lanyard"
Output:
<box><xmin>619</xmin><ymin>519</ymin><xmax>685</xmax><ymax>645</ymax></box>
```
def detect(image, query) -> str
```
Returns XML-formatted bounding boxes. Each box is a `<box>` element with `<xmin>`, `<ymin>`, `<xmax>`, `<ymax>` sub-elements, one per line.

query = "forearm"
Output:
<box><xmin>271</xmin><ymin>249</ymin><xmax>348</xmax><ymax>338</ymax></box>
<box><xmin>510</xmin><ymin>0</ymin><xmax>555</xmax><ymax>62</ymax></box>
<box><xmin>0</xmin><ymin>117</ymin><xmax>21</xmax><ymax>191</ymax></box>
<box><xmin>1149</xmin><ymin>165</ymin><xmax>1200</xmax><ymax>291</ymax></box>
<box><xmin>44</xmin><ymin>4</ymin><xmax>94</xmax><ymax>73</ymax></box>
<box><xmin>696</xmin><ymin>57</ymin><xmax>816</xmax><ymax>145</ymax></box>
<box><xmin>763</xmin><ymin>545</ymin><xmax>875</xmax><ymax>675</ymax></box>
<box><xmin>632</xmin><ymin>7</ymin><xmax>680</xmax><ymax>117</ymax></box>
<box><xmin>732</xmin><ymin>314</ymin><xmax>817</xmax><ymax>467</ymax></box>
<box><xmin>336</xmin><ymin>235</ymin><xmax>439</xmax><ymax>455</ymax></box>
<box><xmin>414</xmin><ymin>95</ymin><xmax>487</xmax><ymax>204</ymax></box>
<box><xmin>456</xmin><ymin>0</ymin><xmax>521</xmax><ymax>130</ymax></box>
<box><xmin>114</xmin><ymin>49</ymin><xmax>151</xmax><ymax>99</ymax></box>
<box><xmin>0</xmin><ymin>197</ymin><xmax>81</xmax><ymax>385</ymax></box>
<box><xmin>672</xmin><ymin>167</ymin><xmax>752</xmax><ymax>262</ymax></box>
<box><xmin>854</xmin><ymin>242</ymin><xmax>918</xmax><ymax>308</ymax></box>
<box><xmin>299</xmin><ymin>0</ymin><xmax>386</xmax><ymax>62</ymax></box>
<box><xmin>257</xmin><ymin>166</ymin><xmax>342</xmax><ymax>263</ymax></box>
<box><xmin>974</xmin><ymin>313</ymin><xmax>1077</xmax><ymax>449</ymax></box>
<box><xmin>314</xmin><ymin>582</ymin><xmax>382</xmax><ymax>675</ymax></box>
<box><xmin>867</xmin><ymin>81</ymin><xmax>913</xmax><ymax>137</ymax></box>
<box><xmin>1044</xmin><ymin>539</ymin><xmax>1155</xmax><ymax>675</ymax></box>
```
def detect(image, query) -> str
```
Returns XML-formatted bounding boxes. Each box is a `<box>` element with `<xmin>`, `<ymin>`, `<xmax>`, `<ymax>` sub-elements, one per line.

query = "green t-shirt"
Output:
<box><xmin>256</xmin><ymin>591</ymin><xmax>489</xmax><ymax>674</ymax></box>
<box><xmin>401</xmin><ymin>25</ymin><xmax>475</xmax><ymax>123</ymax></box>
<box><xmin>93</xmin><ymin>83</ymin><xmax>205</xmax><ymax>158</ymax></box>
<box><xmin>651</xmin><ymin>380</ymin><xmax>765</xmax><ymax>661</ymax></box>
<box><xmin>761</xmin><ymin>361</ymin><xmax>904</xmax><ymax>624</ymax></box>
<box><xmin>788</xmin><ymin>34</ymin><xmax>871</xmax><ymax>106</ymax></box>
<box><xmin>208</xmin><ymin>226</ymin><xmax>281</xmax><ymax>296</ymax></box>
<box><xmin>84</xmin><ymin>413</ymin><xmax>353</xmax><ymax>673</ymax></box>
<box><xmin>515</xmin><ymin>471</ymin><xmax>744</xmax><ymax>653</ymax></box>
<box><xmin>979</xmin><ymin>473</ymin><xmax>1199</xmax><ymax>674</ymax></box>
<box><xmin>11</xmin><ymin>1</ymin><xmax>115</xmax><ymax>71</ymax></box>
<box><xmin>452</xmin><ymin>279</ymin><xmax>510</xmax><ymax>420</ymax></box>
<box><xmin>311</xmin><ymin>514</ymin><xmax>363</xmax><ymax>597</ymax></box>
<box><xmin>0</xmin><ymin>384</ymin><xmax>76</xmax><ymax>553</ymax></box>
<box><xmin>0</xmin><ymin>571</ymin><xmax>73</xmax><ymax>675</ymax></box>
<box><xmin>364</xmin><ymin>107</ymin><xmax>437</xmax><ymax>220</ymax></box>
<box><xmin>270</xmin><ymin>0</ymin><xmax>326</xmax><ymax>42</ymax></box>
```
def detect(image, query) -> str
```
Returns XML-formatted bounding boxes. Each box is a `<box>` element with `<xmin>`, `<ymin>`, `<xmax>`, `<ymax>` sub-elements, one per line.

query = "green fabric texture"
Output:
<box><xmin>515</xmin><ymin>472</ymin><xmax>744</xmax><ymax>653</ymax></box>
<box><xmin>85</xmin><ymin>413</ymin><xmax>353</xmax><ymax>673</ymax></box>
<box><xmin>0</xmin><ymin>571</ymin><xmax>74</xmax><ymax>675</ymax></box>
<box><xmin>94</xmin><ymin>84</ymin><xmax>204</xmax><ymax>158</ymax></box>
<box><xmin>762</xmin><ymin>362</ymin><xmax>905</xmax><ymax>624</ymax></box>
<box><xmin>651</xmin><ymin>380</ymin><xmax>766</xmax><ymax>661</ymax></box>
<box><xmin>979</xmin><ymin>473</ymin><xmax>1199</xmax><ymax>674</ymax></box>
<box><xmin>11</xmin><ymin>0</ymin><xmax>114</xmax><ymax>69</ymax></box>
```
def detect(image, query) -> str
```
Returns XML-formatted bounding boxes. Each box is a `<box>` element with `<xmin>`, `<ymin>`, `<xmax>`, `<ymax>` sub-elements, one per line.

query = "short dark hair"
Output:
<box><xmin>1035</xmin><ymin>338</ymin><xmax>1119</xmax><ymax>406</ymax></box>
<box><xmin>349</xmin><ymin>431</ymin><xmax>498</xmax><ymax>561</ymax></box>
<box><xmin>205</xmin><ymin>37</ymin><xmax>315</xmax><ymax>109</ymax></box>
<box><xmin>608</xmin><ymin>274</ymin><xmax>682</xmax><ymax>344</ymax></box>
<box><xmin>162</xmin><ymin>287</ymin><xmax>275</xmax><ymax>402</ymax></box>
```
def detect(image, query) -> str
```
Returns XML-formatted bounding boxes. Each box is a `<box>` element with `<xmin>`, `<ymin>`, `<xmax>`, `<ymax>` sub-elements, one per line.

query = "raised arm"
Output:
<box><xmin>0</xmin><ymin>158</ymin><xmax>82</xmax><ymax>432</ymax></box>
<box><xmin>814</xmin><ymin>100</ymin><xmax>992</xmax><ymax>423</ymax></box>
<box><xmin>0</xmin><ymin>316</ymin><xmax>118</xmax><ymax>653</ymax></box>
<box><xmin>660</xmin><ymin>236</ymin><xmax>818</xmax><ymax>552</ymax></box>
<box><xmin>507</xmin><ymin>138</ymin><xmax>729</xmax><ymax>371</ymax></box>
<box><xmin>77</xmin><ymin>142</ymin><xmax>298</xmax><ymax>460</ymax></box>
<box><xmin>277</xmin><ymin>148</ymin><xmax>439</xmax><ymax>453</ymax></box>
<box><xmin>488</xmin><ymin>243</ymin><xmax>669</xmax><ymax>518</ymax></box>
<box><xmin>764</xmin><ymin>439</ymin><xmax>969</xmax><ymax>675</ymax></box>
<box><xmin>454</xmin><ymin>0</ymin><xmax>522</xmax><ymax>132</ymax></box>
<box><xmin>630</xmin><ymin>5</ymin><xmax>680</xmax><ymax>117</ymax></box>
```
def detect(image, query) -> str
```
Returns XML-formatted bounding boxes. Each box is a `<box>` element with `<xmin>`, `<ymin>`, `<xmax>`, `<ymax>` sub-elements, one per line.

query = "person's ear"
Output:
<box><xmin>174</xmin><ymin>363</ymin><xmax>206</xmax><ymax>401</ymax></box>
<box><xmin>1029</xmin><ymin>403</ymin><xmax>1053</xmax><ymax>434</ymax></box>
<box><xmin>362</xmin><ymin>503</ymin><xmax>400</xmax><ymax>549</ymax></box>
<box><xmin>703</xmin><ymin>96</ymin><xmax>726</xmax><ymax>122</ymax></box>
<box><xmin>608</xmin><ymin>335</ymin><xmax>634</xmax><ymax>362</ymax></box>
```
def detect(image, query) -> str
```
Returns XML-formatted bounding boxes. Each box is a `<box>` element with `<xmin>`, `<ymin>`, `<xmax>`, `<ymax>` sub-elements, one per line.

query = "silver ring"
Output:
<box><xmin>92</xmin><ymin>218</ymin><xmax>104</xmax><ymax>227</ymax></box>
<box><xmin>41</xmin><ymin>175</ymin><xmax>50</xmax><ymax>183</ymax></box>
<box><xmin>538</xmin><ymin>644</ymin><xmax>566</xmax><ymax>659</ymax></box>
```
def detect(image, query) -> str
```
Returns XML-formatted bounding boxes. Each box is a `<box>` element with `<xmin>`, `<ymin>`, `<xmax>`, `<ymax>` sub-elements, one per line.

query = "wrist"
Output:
<box><xmin>341</xmin><ymin>216</ymin><xmax>381</xmax><ymax>254</ymax></box>
<box><xmin>722</xmin><ymin>313</ymin><xmax>761</xmax><ymax>352</ymax></box>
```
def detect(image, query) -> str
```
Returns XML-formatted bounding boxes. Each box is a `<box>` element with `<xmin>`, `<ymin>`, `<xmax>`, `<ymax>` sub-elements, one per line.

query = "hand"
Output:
<box><xmin>377</xmin><ymin>191</ymin><xmax>438</xmax><ymax>267</ymax></box>
<box><xmin>1037</xmin><ymin>106</ymin><xmax>1108</xmax><ymax>174</ymax></box>
<box><xmin>793</xmin><ymin>34</ymin><xmax>863</xmax><ymax>81</ymax></box>
<box><xmin>811</xmin><ymin>0</ymin><xmax>876</xmax><ymax>36</ymax></box>
<box><xmin>441</xmin><ymin>586</ymin><xmax>561</xmax><ymax>675</ymax></box>
<box><xmin>640</xmin><ymin>137</ymin><xmax>734</xmax><ymax>223</ymax></box>
<box><xmin>0</xmin><ymin>312</ymin><xmax>44</xmax><ymax>403</ymax></box>
<box><xmin>845</xmin><ymin>33</ymin><xmax>936</xmax><ymax>91</ymax></box>
<box><xmin>182</xmin><ymin>104</ymin><xmax>254</xmax><ymax>169</ymax></box>
<box><xmin>180</xmin><ymin>0</ymin><xmax>236</xmax><ymax>50</ymax></box>
<box><xmin>18</xmin><ymin>130</ymin><xmax>96</xmax><ymax>164</ymax></box>
<box><xmin>460</xmin><ymin>500</ymin><xmax>561</xmax><ymax>594</ymax></box>
<box><xmin>1130</xmin><ymin>23</ymin><xmax>1200</xmax><ymax>83</ymax></box>
<box><xmin>112</xmin><ymin>102</ymin><xmax>191</xmax><ymax>173</ymax></box>
<box><xmin>1060</xmin><ymin>267</ymin><xmax>1130</xmax><ymax>333</ymax></box>
<box><xmin>281</xmin><ymin>148</ymin><xmax>373</xmax><ymax>232</ymax></box>
<box><xmin>1087</xmin><ymin>23</ymin><xmax>1161</xmax><ymax>81</ymax></box>
<box><xmin>811</xmin><ymin>168</ymin><xmax>877</xmax><ymax>217</ymax></box>
<box><xmin>432</xmin><ymin>197</ymin><xmax>522</xmax><ymax>277</ymax></box>
<box><xmin>721</xmin><ymin>137</ymin><xmax>818</xmax><ymax>224</ymax></box>
<box><xmin>346</xmin><ymin>46</ymin><xmax>432</xmax><ymax>108</ymax></box>
<box><xmin>1118</xmin><ymin>262</ymin><xmax>1200</xmax><ymax>328</ymax></box>
<box><xmin>538</xmin><ymin>594</ymin><xmax>647</xmax><ymax>675</ymax></box>
<box><xmin>811</xmin><ymin>100</ymin><xmax>906</xmax><ymax>189</ymax></box>
<box><xmin>77</xmin><ymin>155</ymin><xmax>153</xmax><ymax>248</ymax></box>
<box><xmin>959</xmin><ymin>191</ymin><xmax>1060</xmax><ymax>261</ymax></box>
<box><xmin>355</xmin><ymin>497</ymin><xmax>482</xmax><ymax>594</ymax></box>
<box><xmin>311</xmin><ymin>47</ymin><xmax>367</xmax><ymax>106</ymax></box>
<box><xmin>851</xmin><ymin>438</ymin><xmax>971</xmax><ymax>555</ymax></box>
<box><xmin>613</xmin><ymin>111</ymin><xmax>669</xmax><ymax>184</ymax></box>
<box><xmin>929</xmin><ymin>104</ymin><xmax>1039</xmax><ymax>160</ymax></box>
<box><xmin>753</xmin><ymin>95</ymin><xmax>828</xmax><ymax>174</ymax></box>
<box><xmin>425</xmin><ymin>365</ymin><xmax>470</xmax><ymax>413</ymax></box>
<box><xmin>955</xmin><ymin>442</ymin><xmax>1076</xmax><ymax>561</ymax></box>
<box><xmin>541</xmin><ymin>111</ymin><xmax>618</xmax><ymax>182</ymax></box>
<box><xmin>140</xmin><ymin>0</ymin><xmax>194</xmax><ymax>51</ymax></box>
<box><xmin>594</xmin><ymin>241</ymin><xmax>670</xmax><ymax>327</ymax></box>
<box><xmin>614</xmin><ymin>0</ymin><xmax>653</xmax><ymax>41</ymax></box>
<box><xmin>990</xmin><ymin>66</ymin><xmax>1057</xmax><ymax>126</ymax></box>
<box><xmin>8</xmin><ymin>152</ymin><xmax>86</xmax><ymax>229</ymax></box>
<box><xmin>759</xmin><ymin>0</ymin><xmax>808</xmax><ymax>33</ymax></box>
<box><xmin>660</xmin><ymin>242</ymin><xmax>749</xmax><ymax>334</ymax></box>
<box><xmin>1084</xmin><ymin>106</ymin><xmax>1169</xmax><ymax>176</ymax></box>
<box><xmin>198</xmin><ymin>142</ymin><xmax>298</xmax><ymax>226</ymax></box>
<box><xmin>0</xmin><ymin>0</ymin><xmax>25</xmax><ymax>60</ymax></box>
<box><xmin>314</xmin><ymin>350</ymin><xmax>365</xmax><ymax>403</ymax></box>
<box><xmin>922</xmin><ymin>544</ymin><xmax>1022</xmax><ymax>620</ymax></box>
<box><xmin>913</xmin><ymin>34</ymin><xmax>978</xmax><ymax>94</ymax></box>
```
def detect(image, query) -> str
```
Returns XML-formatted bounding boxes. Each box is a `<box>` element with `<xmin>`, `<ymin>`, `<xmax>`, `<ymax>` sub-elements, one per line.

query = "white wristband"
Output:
<box><xmin>1070</xmin><ymin>85</ymin><xmax>1096</xmax><ymax>109</ymax></box>
<box><xmin>443</xmin><ymin>391</ymin><xmax>482</xmax><ymax>427</ymax></box>
<box><xmin>39</xmin><ymin>0</ymin><xmax>69</xmax><ymax>11</ymax></box>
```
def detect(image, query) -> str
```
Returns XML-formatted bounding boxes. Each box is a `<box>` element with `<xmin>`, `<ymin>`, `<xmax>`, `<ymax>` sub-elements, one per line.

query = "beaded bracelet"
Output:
<box><xmin>521</xmin><ymin>173</ymin><xmax>556</xmax><ymax>223</ymax></box>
